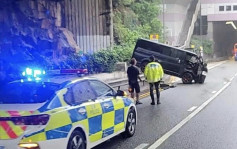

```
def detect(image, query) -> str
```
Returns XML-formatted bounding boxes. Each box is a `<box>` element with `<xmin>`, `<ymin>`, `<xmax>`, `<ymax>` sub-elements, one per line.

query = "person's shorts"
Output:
<box><xmin>129</xmin><ymin>82</ymin><xmax>140</xmax><ymax>93</ymax></box>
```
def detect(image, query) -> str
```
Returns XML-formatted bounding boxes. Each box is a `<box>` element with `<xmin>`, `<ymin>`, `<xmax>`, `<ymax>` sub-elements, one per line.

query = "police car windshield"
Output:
<box><xmin>0</xmin><ymin>81</ymin><xmax>60</xmax><ymax>104</ymax></box>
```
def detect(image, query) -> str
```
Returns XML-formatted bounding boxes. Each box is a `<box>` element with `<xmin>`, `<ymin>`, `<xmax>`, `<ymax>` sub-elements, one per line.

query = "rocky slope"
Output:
<box><xmin>0</xmin><ymin>0</ymin><xmax>79</xmax><ymax>82</ymax></box>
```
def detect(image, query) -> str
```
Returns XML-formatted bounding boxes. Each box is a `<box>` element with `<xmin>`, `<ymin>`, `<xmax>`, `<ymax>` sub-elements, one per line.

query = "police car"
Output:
<box><xmin>0</xmin><ymin>68</ymin><xmax>137</xmax><ymax>149</ymax></box>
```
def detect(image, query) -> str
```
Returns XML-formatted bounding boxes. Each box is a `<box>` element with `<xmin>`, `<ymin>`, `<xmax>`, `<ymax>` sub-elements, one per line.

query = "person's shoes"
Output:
<box><xmin>151</xmin><ymin>102</ymin><xmax>155</xmax><ymax>105</ymax></box>
<box><xmin>157</xmin><ymin>99</ymin><xmax>161</xmax><ymax>104</ymax></box>
<box><xmin>136</xmin><ymin>101</ymin><xmax>142</xmax><ymax>105</ymax></box>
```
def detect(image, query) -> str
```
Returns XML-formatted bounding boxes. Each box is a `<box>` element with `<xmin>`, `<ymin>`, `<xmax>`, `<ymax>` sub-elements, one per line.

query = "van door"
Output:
<box><xmin>160</xmin><ymin>47</ymin><xmax>183</xmax><ymax>76</ymax></box>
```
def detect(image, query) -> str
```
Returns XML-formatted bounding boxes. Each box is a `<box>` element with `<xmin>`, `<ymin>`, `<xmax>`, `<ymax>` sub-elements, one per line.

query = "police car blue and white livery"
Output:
<box><xmin>0</xmin><ymin>77</ymin><xmax>137</xmax><ymax>149</ymax></box>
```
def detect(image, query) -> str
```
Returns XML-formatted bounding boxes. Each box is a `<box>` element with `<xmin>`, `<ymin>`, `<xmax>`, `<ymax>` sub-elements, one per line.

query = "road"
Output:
<box><xmin>93</xmin><ymin>60</ymin><xmax>237</xmax><ymax>149</ymax></box>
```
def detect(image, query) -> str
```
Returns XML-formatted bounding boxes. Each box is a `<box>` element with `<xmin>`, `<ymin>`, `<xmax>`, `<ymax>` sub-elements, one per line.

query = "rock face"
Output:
<box><xmin>0</xmin><ymin>0</ymin><xmax>79</xmax><ymax>70</ymax></box>
<box><xmin>0</xmin><ymin>0</ymin><xmax>81</xmax><ymax>82</ymax></box>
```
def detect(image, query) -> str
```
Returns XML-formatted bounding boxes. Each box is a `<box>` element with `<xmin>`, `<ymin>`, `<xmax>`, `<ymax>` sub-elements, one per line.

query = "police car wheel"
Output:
<box><xmin>123</xmin><ymin>109</ymin><xmax>136</xmax><ymax>137</ymax></box>
<box><xmin>67</xmin><ymin>130</ymin><xmax>86</xmax><ymax>149</ymax></box>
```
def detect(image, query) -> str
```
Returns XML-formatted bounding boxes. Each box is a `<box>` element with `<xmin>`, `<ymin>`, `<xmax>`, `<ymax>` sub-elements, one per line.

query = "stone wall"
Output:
<box><xmin>0</xmin><ymin>0</ymin><xmax>79</xmax><ymax>69</ymax></box>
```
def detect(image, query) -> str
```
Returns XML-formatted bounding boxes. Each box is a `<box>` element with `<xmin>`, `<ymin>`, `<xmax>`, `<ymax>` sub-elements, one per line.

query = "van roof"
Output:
<box><xmin>137</xmin><ymin>38</ymin><xmax>197</xmax><ymax>56</ymax></box>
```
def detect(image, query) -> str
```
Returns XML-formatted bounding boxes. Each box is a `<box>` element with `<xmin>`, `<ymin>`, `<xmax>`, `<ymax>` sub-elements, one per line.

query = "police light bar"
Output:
<box><xmin>22</xmin><ymin>68</ymin><xmax>46</xmax><ymax>81</ymax></box>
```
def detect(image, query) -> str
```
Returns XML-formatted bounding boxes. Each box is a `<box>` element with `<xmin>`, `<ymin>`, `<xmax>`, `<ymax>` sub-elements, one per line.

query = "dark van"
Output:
<box><xmin>132</xmin><ymin>39</ymin><xmax>208</xmax><ymax>84</ymax></box>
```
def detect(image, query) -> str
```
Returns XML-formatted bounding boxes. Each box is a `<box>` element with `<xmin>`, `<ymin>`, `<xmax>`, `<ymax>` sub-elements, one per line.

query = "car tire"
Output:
<box><xmin>122</xmin><ymin>108</ymin><xmax>136</xmax><ymax>138</ymax></box>
<box><xmin>67</xmin><ymin>130</ymin><xmax>86</xmax><ymax>149</ymax></box>
<box><xmin>198</xmin><ymin>75</ymin><xmax>206</xmax><ymax>84</ymax></box>
<box><xmin>140</xmin><ymin>61</ymin><xmax>149</xmax><ymax>72</ymax></box>
<box><xmin>182</xmin><ymin>73</ymin><xmax>193</xmax><ymax>84</ymax></box>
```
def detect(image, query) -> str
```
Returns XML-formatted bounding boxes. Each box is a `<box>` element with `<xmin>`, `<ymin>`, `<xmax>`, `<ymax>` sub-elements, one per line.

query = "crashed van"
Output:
<box><xmin>132</xmin><ymin>39</ymin><xmax>208</xmax><ymax>84</ymax></box>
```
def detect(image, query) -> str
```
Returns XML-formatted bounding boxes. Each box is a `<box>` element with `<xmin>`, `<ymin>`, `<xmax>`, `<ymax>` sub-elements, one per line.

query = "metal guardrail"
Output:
<box><xmin>108</xmin><ymin>75</ymin><xmax>145</xmax><ymax>89</ymax></box>
<box><xmin>108</xmin><ymin>75</ymin><xmax>175</xmax><ymax>91</ymax></box>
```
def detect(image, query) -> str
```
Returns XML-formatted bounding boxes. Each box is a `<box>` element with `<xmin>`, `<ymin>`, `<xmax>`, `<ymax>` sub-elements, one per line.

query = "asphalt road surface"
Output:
<box><xmin>93</xmin><ymin>60</ymin><xmax>237</xmax><ymax>149</ymax></box>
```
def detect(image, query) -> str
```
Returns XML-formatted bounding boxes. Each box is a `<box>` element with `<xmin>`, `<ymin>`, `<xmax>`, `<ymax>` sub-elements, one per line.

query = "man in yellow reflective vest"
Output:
<box><xmin>144</xmin><ymin>56</ymin><xmax>164</xmax><ymax>105</ymax></box>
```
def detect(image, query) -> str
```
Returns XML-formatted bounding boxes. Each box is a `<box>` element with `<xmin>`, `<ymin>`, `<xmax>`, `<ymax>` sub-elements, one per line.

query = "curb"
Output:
<box><xmin>108</xmin><ymin>60</ymin><xmax>228</xmax><ymax>99</ymax></box>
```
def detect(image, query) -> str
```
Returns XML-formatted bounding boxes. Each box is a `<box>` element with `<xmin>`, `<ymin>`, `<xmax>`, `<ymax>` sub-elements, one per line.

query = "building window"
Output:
<box><xmin>234</xmin><ymin>5</ymin><xmax>237</xmax><ymax>11</ymax></box>
<box><xmin>193</xmin><ymin>16</ymin><xmax>208</xmax><ymax>36</ymax></box>
<box><xmin>219</xmin><ymin>6</ymin><xmax>224</xmax><ymax>11</ymax></box>
<box><xmin>226</xmin><ymin>5</ymin><xmax>232</xmax><ymax>11</ymax></box>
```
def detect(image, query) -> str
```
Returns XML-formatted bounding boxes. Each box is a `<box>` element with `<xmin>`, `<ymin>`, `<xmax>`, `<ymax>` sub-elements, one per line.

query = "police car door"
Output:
<box><xmin>69</xmin><ymin>80</ymin><xmax>103</xmax><ymax>143</ymax></box>
<box><xmin>88</xmin><ymin>80</ymin><xmax>125</xmax><ymax>138</ymax></box>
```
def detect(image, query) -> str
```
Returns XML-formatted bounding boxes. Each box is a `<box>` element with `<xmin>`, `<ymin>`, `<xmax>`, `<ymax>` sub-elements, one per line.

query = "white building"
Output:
<box><xmin>161</xmin><ymin>0</ymin><xmax>237</xmax><ymax>57</ymax></box>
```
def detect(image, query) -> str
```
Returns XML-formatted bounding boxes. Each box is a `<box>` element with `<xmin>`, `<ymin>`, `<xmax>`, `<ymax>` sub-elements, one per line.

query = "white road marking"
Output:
<box><xmin>148</xmin><ymin>76</ymin><xmax>234</xmax><ymax>149</ymax></box>
<box><xmin>211</xmin><ymin>91</ymin><xmax>217</xmax><ymax>94</ymax></box>
<box><xmin>230</xmin><ymin>77</ymin><xmax>234</xmax><ymax>81</ymax></box>
<box><xmin>187</xmin><ymin>106</ymin><xmax>197</xmax><ymax>112</ymax></box>
<box><xmin>134</xmin><ymin>143</ymin><xmax>149</xmax><ymax>149</ymax></box>
<box><xmin>167</xmin><ymin>61</ymin><xmax>226</xmax><ymax>84</ymax></box>
<box><xmin>208</xmin><ymin>61</ymin><xmax>227</xmax><ymax>70</ymax></box>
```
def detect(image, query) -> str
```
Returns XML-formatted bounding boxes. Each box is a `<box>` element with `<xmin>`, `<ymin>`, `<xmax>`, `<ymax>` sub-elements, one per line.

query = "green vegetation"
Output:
<box><xmin>190</xmin><ymin>37</ymin><xmax>214</xmax><ymax>56</ymax></box>
<box><xmin>65</xmin><ymin>0</ymin><xmax>163</xmax><ymax>73</ymax></box>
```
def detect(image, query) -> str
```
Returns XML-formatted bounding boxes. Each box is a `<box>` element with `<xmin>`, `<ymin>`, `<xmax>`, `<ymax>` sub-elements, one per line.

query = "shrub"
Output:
<box><xmin>190</xmin><ymin>37</ymin><xmax>214</xmax><ymax>56</ymax></box>
<box><xmin>66</xmin><ymin>46</ymin><xmax>133</xmax><ymax>73</ymax></box>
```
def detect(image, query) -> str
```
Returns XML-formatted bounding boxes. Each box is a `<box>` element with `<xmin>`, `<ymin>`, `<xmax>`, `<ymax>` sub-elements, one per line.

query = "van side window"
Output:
<box><xmin>176</xmin><ymin>51</ymin><xmax>185</xmax><ymax>59</ymax></box>
<box><xmin>163</xmin><ymin>48</ymin><xmax>171</xmax><ymax>56</ymax></box>
<box><xmin>146</xmin><ymin>44</ymin><xmax>162</xmax><ymax>53</ymax></box>
<box><xmin>171</xmin><ymin>48</ymin><xmax>177</xmax><ymax>58</ymax></box>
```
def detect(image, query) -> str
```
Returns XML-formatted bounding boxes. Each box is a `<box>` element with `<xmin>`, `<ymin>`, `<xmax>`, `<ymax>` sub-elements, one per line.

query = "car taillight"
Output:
<box><xmin>83</xmin><ymin>69</ymin><xmax>88</xmax><ymax>73</ymax></box>
<box><xmin>0</xmin><ymin>114</ymin><xmax>50</xmax><ymax>125</ymax></box>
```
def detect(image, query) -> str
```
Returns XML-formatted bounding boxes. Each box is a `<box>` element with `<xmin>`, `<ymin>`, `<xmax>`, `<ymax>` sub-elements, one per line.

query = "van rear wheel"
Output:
<box><xmin>182</xmin><ymin>73</ymin><xmax>193</xmax><ymax>84</ymax></box>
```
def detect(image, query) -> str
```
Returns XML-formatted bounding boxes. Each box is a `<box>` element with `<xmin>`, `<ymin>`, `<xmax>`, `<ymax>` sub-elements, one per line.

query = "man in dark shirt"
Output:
<box><xmin>127</xmin><ymin>58</ymin><xmax>142</xmax><ymax>105</ymax></box>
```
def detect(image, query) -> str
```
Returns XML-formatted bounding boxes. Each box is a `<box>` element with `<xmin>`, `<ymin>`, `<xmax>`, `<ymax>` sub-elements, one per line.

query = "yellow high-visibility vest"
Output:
<box><xmin>144</xmin><ymin>62</ymin><xmax>164</xmax><ymax>83</ymax></box>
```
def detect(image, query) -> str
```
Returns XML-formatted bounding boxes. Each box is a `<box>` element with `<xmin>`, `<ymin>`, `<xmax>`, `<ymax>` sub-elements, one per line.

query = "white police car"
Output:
<box><xmin>0</xmin><ymin>69</ymin><xmax>137</xmax><ymax>149</ymax></box>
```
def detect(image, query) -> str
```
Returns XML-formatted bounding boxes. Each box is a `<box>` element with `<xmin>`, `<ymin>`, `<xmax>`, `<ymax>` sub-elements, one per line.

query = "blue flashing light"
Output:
<box><xmin>22</xmin><ymin>68</ymin><xmax>46</xmax><ymax>81</ymax></box>
<box><xmin>35</xmin><ymin>77</ymin><xmax>42</xmax><ymax>81</ymax></box>
<box><xmin>26</xmin><ymin>68</ymin><xmax>33</xmax><ymax>75</ymax></box>
<box><xmin>34</xmin><ymin>70</ymin><xmax>42</xmax><ymax>78</ymax></box>
<box><xmin>20</xmin><ymin>79</ymin><xmax>24</xmax><ymax>83</ymax></box>
<box><xmin>27</xmin><ymin>78</ymin><xmax>32</xmax><ymax>81</ymax></box>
